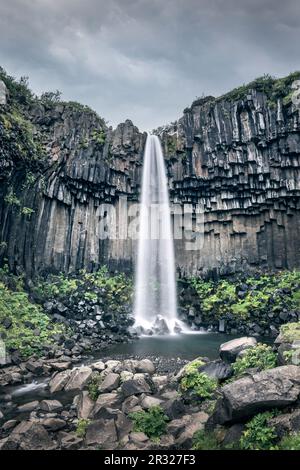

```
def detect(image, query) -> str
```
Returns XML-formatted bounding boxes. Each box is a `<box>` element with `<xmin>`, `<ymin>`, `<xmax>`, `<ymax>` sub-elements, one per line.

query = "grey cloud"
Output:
<box><xmin>0</xmin><ymin>0</ymin><xmax>299</xmax><ymax>130</ymax></box>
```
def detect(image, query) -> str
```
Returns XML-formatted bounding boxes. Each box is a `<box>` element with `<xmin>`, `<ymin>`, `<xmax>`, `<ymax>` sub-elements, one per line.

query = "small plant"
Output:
<box><xmin>129</xmin><ymin>406</ymin><xmax>169</xmax><ymax>441</ymax></box>
<box><xmin>76</xmin><ymin>419</ymin><xmax>90</xmax><ymax>438</ymax></box>
<box><xmin>4</xmin><ymin>190</ymin><xmax>21</xmax><ymax>206</ymax></box>
<box><xmin>88</xmin><ymin>374</ymin><xmax>102</xmax><ymax>401</ymax></box>
<box><xmin>21</xmin><ymin>207</ymin><xmax>35</xmax><ymax>217</ymax></box>
<box><xmin>240</xmin><ymin>412</ymin><xmax>277</xmax><ymax>450</ymax></box>
<box><xmin>232</xmin><ymin>343</ymin><xmax>277</xmax><ymax>377</ymax></box>
<box><xmin>180</xmin><ymin>371</ymin><xmax>217</xmax><ymax>400</ymax></box>
<box><xmin>192</xmin><ymin>429</ymin><xmax>220</xmax><ymax>450</ymax></box>
<box><xmin>278</xmin><ymin>433</ymin><xmax>300</xmax><ymax>450</ymax></box>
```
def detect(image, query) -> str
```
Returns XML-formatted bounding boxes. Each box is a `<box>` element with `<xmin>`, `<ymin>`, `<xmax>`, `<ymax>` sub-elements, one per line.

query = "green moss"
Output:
<box><xmin>129</xmin><ymin>406</ymin><xmax>169</xmax><ymax>441</ymax></box>
<box><xmin>0</xmin><ymin>281</ymin><xmax>66</xmax><ymax>358</ymax></box>
<box><xmin>232</xmin><ymin>343</ymin><xmax>277</xmax><ymax>377</ymax></box>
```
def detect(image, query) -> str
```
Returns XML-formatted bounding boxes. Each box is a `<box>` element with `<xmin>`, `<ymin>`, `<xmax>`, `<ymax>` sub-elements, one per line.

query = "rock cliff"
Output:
<box><xmin>0</xmin><ymin>72</ymin><xmax>300</xmax><ymax>277</ymax></box>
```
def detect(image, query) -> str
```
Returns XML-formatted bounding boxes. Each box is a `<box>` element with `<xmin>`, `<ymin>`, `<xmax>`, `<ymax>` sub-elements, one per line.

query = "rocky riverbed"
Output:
<box><xmin>1</xmin><ymin>324</ymin><xmax>300</xmax><ymax>451</ymax></box>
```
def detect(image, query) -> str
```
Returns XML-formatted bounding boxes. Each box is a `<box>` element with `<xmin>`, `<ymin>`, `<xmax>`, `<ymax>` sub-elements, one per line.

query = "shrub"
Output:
<box><xmin>278</xmin><ymin>433</ymin><xmax>300</xmax><ymax>450</ymax></box>
<box><xmin>240</xmin><ymin>412</ymin><xmax>277</xmax><ymax>450</ymax></box>
<box><xmin>88</xmin><ymin>374</ymin><xmax>102</xmax><ymax>401</ymax></box>
<box><xmin>76</xmin><ymin>419</ymin><xmax>90</xmax><ymax>438</ymax></box>
<box><xmin>129</xmin><ymin>406</ymin><xmax>169</xmax><ymax>440</ymax></box>
<box><xmin>232</xmin><ymin>343</ymin><xmax>277</xmax><ymax>377</ymax></box>
<box><xmin>180</xmin><ymin>371</ymin><xmax>217</xmax><ymax>400</ymax></box>
<box><xmin>192</xmin><ymin>429</ymin><xmax>220</xmax><ymax>450</ymax></box>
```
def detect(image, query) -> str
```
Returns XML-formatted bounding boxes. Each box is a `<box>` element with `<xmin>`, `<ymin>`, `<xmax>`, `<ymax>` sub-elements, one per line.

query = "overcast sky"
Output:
<box><xmin>0</xmin><ymin>0</ymin><xmax>299</xmax><ymax>130</ymax></box>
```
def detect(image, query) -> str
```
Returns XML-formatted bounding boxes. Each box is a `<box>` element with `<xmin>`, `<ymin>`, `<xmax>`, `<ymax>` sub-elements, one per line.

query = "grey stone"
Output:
<box><xmin>219</xmin><ymin>337</ymin><xmax>257</xmax><ymax>362</ymax></box>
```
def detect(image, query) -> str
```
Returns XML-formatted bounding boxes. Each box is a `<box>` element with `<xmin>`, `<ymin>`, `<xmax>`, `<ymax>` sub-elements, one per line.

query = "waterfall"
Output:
<box><xmin>134</xmin><ymin>134</ymin><xmax>182</xmax><ymax>335</ymax></box>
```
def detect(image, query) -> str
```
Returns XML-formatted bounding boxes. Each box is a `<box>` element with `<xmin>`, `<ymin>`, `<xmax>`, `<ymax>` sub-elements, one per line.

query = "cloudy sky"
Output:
<box><xmin>0</xmin><ymin>0</ymin><xmax>299</xmax><ymax>130</ymax></box>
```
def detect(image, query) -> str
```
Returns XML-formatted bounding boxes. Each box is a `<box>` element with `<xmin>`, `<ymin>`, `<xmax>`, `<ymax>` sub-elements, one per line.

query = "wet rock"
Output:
<box><xmin>219</xmin><ymin>337</ymin><xmax>257</xmax><ymax>362</ymax></box>
<box><xmin>152</xmin><ymin>315</ymin><xmax>170</xmax><ymax>335</ymax></box>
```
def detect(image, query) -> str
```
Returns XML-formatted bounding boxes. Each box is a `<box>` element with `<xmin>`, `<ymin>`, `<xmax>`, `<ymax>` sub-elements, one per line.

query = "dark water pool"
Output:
<box><xmin>100</xmin><ymin>332</ymin><xmax>239</xmax><ymax>361</ymax></box>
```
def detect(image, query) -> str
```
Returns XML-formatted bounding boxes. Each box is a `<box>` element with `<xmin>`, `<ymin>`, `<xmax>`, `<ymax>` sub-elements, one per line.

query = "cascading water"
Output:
<box><xmin>134</xmin><ymin>134</ymin><xmax>184</xmax><ymax>335</ymax></box>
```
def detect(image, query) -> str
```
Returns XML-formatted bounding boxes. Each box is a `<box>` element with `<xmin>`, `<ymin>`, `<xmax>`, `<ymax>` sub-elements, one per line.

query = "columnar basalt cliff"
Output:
<box><xmin>0</xmin><ymin>72</ymin><xmax>300</xmax><ymax>277</ymax></box>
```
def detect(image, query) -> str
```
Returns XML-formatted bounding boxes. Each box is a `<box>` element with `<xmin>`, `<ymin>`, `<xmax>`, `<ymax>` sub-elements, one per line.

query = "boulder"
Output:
<box><xmin>40</xmin><ymin>400</ymin><xmax>63</xmax><ymax>412</ymax></box>
<box><xmin>17</xmin><ymin>401</ymin><xmax>39</xmax><ymax>413</ymax></box>
<box><xmin>130</xmin><ymin>432</ymin><xmax>148</xmax><ymax>444</ymax></box>
<box><xmin>64</xmin><ymin>366</ymin><xmax>93</xmax><ymax>392</ymax></box>
<box><xmin>85</xmin><ymin>419</ymin><xmax>118</xmax><ymax>448</ymax></box>
<box><xmin>59</xmin><ymin>431</ymin><xmax>83</xmax><ymax>450</ymax></box>
<box><xmin>9</xmin><ymin>422</ymin><xmax>56</xmax><ymax>450</ymax></box>
<box><xmin>198</xmin><ymin>360</ymin><xmax>233</xmax><ymax>381</ymax></box>
<box><xmin>121</xmin><ymin>376</ymin><xmax>153</xmax><ymax>397</ymax></box>
<box><xmin>122</xmin><ymin>396</ymin><xmax>140</xmax><ymax>414</ymax></box>
<box><xmin>92</xmin><ymin>361</ymin><xmax>105</xmax><ymax>372</ymax></box>
<box><xmin>219</xmin><ymin>337</ymin><xmax>257</xmax><ymax>362</ymax></box>
<box><xmin>25</xmin><ymin>360</ymin><xmax>44</xmax><ymax>376</ymax></box>
<box><xmin>141</xmin><ymin>395</ymin><xmax>163</xmax><ymax>409</ymax></box>
<box><xmin>268</xmin><ymin>408</ymin><xmax>300</xmax><ymax>438</ymax></box>
<box><xmin>98</xmin><ymin>372</ymin><xmax>120</xmax><ymax>393</ymax></box>
<box><xmin>49</xmin><ymin>370</ymin><xmax>71</xmax><ymax>393</ymax></box>
<box><xmin>161</xmin><ymin>398</ymin><xmax>185</xmax><ymax>420</ymax></box>
<box><xmin>175</xmin><ymin>412</ymin><xmax>209</xmax><ymax>448</ymax></box>
<box><xmin>76</xmin><ymin>391</ymin><xmax>95</xmax><ymax>419</ymax></box>
<box><xmin>152</xmin><ymin>315</ymin><xmax>170</xmax><ymax>335</ymax></box>
<box><xmin>210</xmin><ymin>365</ymin><xmax>300</xmax><ymax>425</ymax></box>
<box><xmin>92</xmin><ymin>393</ymin><xmax>120</xmax><ymax>418</ymax></box>
<box><xmin>135</xmin><ymin>359</ymin><xmax>155</xmax><ymax>375</ymax></box>
<box><xmin>41</xmin><ymin>418</ymin><xmax>66</xmax><ymax>431</ymax></box>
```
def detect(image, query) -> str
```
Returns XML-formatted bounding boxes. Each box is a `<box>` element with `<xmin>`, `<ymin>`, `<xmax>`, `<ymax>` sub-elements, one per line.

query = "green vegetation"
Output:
<box><xmin>278</xmin><ymin>433</ymin><xmax>300</xmax><ymax>450</ymax></box>
<box><xmin>240</xmin><ymin>412</ymin><xmax>277</xmax><ymax>450</ymax></box>
<box><xmin>186</xmin><ymin>270</ymin><xmax>300</xmax><ymax>323</ymax></box>
<box><xmin>279</xmin><ymin>322</ymin><xmax>300</xmax><ymax>343</ymax></box>
<box><xmin>232</xmin><ymin>343</ymin><xmax>277</xmax><ymax>377</ymax></box>
<box><xmin>180</xmin><ymin>370</ymin><xmax>217</xmax><ymax>400</ymax></box>
<box><xmin>0</xmin><ymin>281</ymin><xmax>65</xmax><ymax>358</ymax></box>
<box><xmin>192</xmin><ymin>429</ymin><xmax>220</xmax><ymax>450</ymax></box>
<box><xmin>88</xmin><ymin>374</ymin><xmax>102</xmax><ymax>401</ymax></box>
<box><xmin>129</xmin><ymin>406</ymin><xmax>169</xmax><ymax>441</ymax></box>
<box><xmin>76</xmin><ymin>419</ymin><xmax>90</xmax><ymax>438</ymax></box>
<box><xmin>217</xmin><ymin>72</ymin><xmax>300</xmax><ymax>106</ymax></box>
<box><xmin>33</xmin><ymin>266</ymin><xmax>133</xmax><ymax>317</ymax></box>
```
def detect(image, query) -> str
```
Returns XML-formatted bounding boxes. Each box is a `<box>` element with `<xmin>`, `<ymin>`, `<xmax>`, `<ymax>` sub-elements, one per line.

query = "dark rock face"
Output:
<box><xmin>1</xmin><ymin>81</ymin><xmax>300</xmax><ymax>276</ymax></box>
